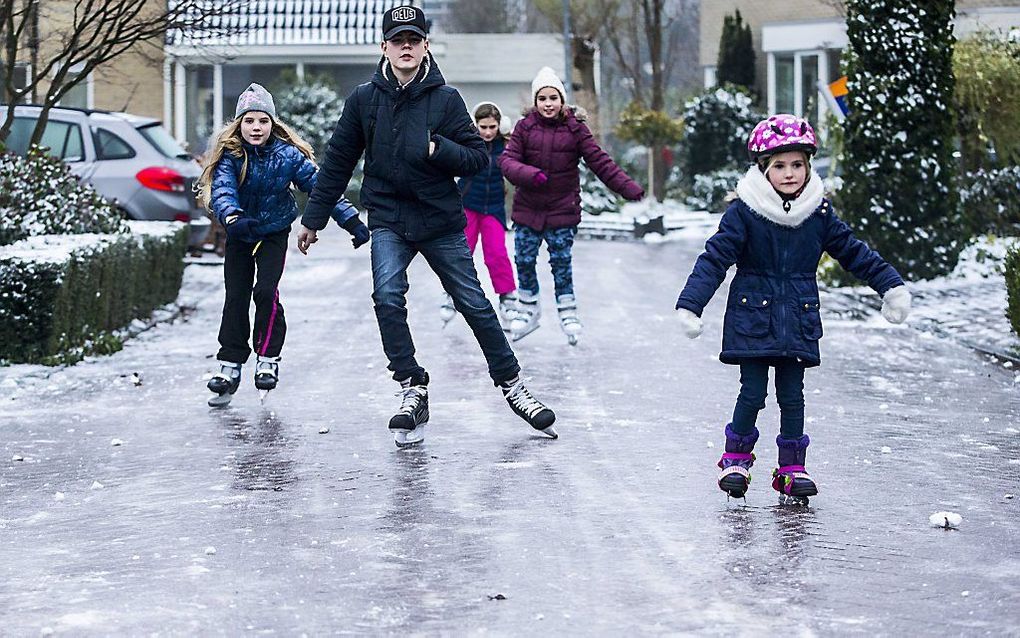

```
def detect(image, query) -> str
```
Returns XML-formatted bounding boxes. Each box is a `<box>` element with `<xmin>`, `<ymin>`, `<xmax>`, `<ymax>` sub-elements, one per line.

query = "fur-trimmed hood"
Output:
<box><xmin>735</xmin><ymin>166</ymin><xmax>825</xmax><ymax>228</ymax></box>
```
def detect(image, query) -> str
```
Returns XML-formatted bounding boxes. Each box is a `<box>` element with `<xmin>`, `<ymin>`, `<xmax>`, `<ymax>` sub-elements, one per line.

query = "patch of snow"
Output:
<box><xmin>929</xmin><ymin>511</ymin><xmax>963</xmax><ymax>529</ymax></box>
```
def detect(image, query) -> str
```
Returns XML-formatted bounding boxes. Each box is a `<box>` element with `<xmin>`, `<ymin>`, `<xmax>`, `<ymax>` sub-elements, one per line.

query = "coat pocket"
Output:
<box><xmin>799</xmin><ymin>297</ymin><xmax>823</xmax><ymax>341</ymax></box>
<box><xmin>733</xmin><ymin>291</ymin><xmax>772</xmax><ymax>337</ymax></box>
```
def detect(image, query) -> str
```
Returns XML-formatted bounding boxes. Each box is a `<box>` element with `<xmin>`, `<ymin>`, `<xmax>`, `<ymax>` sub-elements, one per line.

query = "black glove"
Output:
<box><xmin>224</xmin><ymin>216</ymin><xmax>259</xmax><ymax>243</ymax></box>
<box><xmin>342</xmin><ymin>217</ymin><xmax>371</xmax><ymax>249</ymax></box>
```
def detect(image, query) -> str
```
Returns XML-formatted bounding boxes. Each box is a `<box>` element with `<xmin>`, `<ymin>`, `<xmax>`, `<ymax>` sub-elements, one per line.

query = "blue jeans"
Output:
<box><xmin>731</xmin><ymin>358</ymin><xmax>806</xmax><ymax>438</ymax></box>
<box><xmin>514</xmin><ymin>224</ymin><xmax>577</xmax><ymax>297</ymax></box>
<box><xmin>370</xmin><ymin>227</ymin><xmax>520</xmax><ymax>384</ymax></box>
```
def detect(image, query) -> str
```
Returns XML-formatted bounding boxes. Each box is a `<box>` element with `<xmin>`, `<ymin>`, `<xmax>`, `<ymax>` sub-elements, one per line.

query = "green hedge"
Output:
<box><xmin>0</xmin><ymin>223</ymin><xmax>187</xmax><ymax>364</ymax></box>
<box><xmin>1006</xmin><ymin>244</ymin><xmax>1020</xmax><ymax>337</ymax></box>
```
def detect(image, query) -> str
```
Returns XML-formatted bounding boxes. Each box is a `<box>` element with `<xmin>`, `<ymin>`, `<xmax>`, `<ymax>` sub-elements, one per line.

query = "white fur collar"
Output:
<box><xmin>735</xmin><ymin>166</ymin><xmax>825</xmax><ymax>227</ymax></box>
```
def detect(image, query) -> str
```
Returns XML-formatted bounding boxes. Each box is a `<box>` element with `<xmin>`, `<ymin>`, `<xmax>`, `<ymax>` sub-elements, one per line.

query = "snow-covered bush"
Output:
<box><xmin>275</xmin><ymin>80</ymin><xmax>344</xmax><ymax>158</ymax></box>
<box><xmin>680</xmin><ymin>84</ymin><xmax>763</xmax><ymax>182</ymax></box>
<box><xmin>0</xmin><ymin>148</ymin><xmax>126</xmax><ymax>246</ymax></box>
<box><xmin>958</xmin><ymin>166</ymin><xmax>1020</xmax><ymax>235</ymax></box>
<box><xmin>579</xmin><ymin>164</ymin><xmax>623</xmax><ymax>216</ymax></box>
<box><xmin>840</xmin><ymin>0</ymin><xmax>961</xmax><ymax>280</ymax></box>
<box><xmin>686</xmin><ymin>168</ymin><xmax>741</xmax><ymax>213</ymax></box>
<box><xmin>0</xmin><ymin>223</ymin><xmax>186</xmax><ymax>364</ymax></box>
<box><xmin>1006</xmin><ymin>244</ymin><xmax>1020</xmax><ymax>336</ymax></box>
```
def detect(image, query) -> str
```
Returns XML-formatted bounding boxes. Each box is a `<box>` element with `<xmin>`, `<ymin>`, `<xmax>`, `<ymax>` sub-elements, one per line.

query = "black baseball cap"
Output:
<box><xmin>382</xmin><ymin>6</ymin><xmax>428</xmax><ymax>40</ymax></box>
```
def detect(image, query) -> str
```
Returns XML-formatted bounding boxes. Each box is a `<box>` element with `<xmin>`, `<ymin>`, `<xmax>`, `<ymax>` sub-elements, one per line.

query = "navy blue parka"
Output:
<box><xmin>676</xmin><ymin>170</ymin><xmax>904</xmax><ymax>367</ymax></box>
<box><xmin>457</xmin><ymin>136</ymin><xmax>507</xmax><ymax>227</ymax></box>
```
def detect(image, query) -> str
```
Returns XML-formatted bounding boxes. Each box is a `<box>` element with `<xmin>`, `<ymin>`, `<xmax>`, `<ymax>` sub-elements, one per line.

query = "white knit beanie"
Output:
<box><xmin>531</xmin><ymin>66</ymin><xmax>566</xmax><ymax>105</ymax></box>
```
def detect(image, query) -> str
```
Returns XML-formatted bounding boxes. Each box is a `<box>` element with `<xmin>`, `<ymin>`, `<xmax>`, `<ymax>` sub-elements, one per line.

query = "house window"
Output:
<box><xmin>185</xmin><ymin>65</ymin><xmax>215</xmax><ymax>153</ymax></box>
<box><xmin>771</xmin><ymin>51</ymin><xmax>831</xmax><ymax>125</ymax></box>
<box><xmin>775</xmin><ymin>55</ymin><xmax>795</xmax><ymax>114</ymax></box>
<box><xmin>58</xmin><ymin>64</ymin><xmax>93</xmax><ymax>109</ymax></box>
<box><xmin>0</xmin><ymin>64</ymin><xmax>32</xmax><ymax>102</ymax></box>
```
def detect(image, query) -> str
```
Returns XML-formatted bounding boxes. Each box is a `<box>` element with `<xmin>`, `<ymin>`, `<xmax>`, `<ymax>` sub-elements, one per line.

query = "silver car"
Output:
<box><xmin>2</xmin><ymin>105</ymin><xmax>209</xmax><ymax>249</ymax></box>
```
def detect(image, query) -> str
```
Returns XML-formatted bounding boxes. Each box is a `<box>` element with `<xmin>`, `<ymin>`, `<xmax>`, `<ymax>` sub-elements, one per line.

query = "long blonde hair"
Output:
<box><xmin>196</xmin><ymin>118</ymin><xmax>317</xmax><ymax>211</ymax></box>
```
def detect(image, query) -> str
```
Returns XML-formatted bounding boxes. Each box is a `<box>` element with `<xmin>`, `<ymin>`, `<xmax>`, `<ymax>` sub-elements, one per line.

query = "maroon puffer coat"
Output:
<box><xmin>499</xmin><ymin>108</ymin><xmax>643</xmax><ymax>231</ymax></box>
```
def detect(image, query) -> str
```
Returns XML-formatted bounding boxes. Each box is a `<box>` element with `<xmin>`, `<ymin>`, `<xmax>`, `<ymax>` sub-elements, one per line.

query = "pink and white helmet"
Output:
<box><xmin>747</xmin><ymin>114</ymin><xmax>817</xmax><ymax>161</ymax></box>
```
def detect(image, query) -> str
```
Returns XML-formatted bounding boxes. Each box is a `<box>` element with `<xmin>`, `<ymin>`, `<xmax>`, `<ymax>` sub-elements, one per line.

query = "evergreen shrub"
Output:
<box><xmin>0</xmin><ymin>224</ymin><xmax>187</xmax><ymax>364</ymax></box>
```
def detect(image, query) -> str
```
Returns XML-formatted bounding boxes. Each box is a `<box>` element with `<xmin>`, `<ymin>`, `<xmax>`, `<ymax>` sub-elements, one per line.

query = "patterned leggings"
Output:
<box><xmin>513</xmin><ymin>224</ymin><xmax>577</xmax><ymax>298</ymax></box>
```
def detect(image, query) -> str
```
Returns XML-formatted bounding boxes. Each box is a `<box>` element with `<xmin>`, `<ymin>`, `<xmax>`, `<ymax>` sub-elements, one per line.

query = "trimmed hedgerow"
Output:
<box><xmin>1005</xmin><ymin>243</ymin><xmax>1020</xmax><ymax>337</ymax></box>
<box><xmin>0</xmin><ymin>223</ymin><xmax>186</xmax><ymax>364</ymax></box>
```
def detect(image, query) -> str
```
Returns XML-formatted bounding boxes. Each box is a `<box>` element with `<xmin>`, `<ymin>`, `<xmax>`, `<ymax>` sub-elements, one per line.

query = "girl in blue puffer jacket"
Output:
<box><xmin>197</xmin><ymin>83</ymin><xmax>370</xmax><ymax>406</ymax></box>
<box><xmin>674</xmin><ymin>114</ymin><xmax>912</xmax><ymax>504</ymax></box>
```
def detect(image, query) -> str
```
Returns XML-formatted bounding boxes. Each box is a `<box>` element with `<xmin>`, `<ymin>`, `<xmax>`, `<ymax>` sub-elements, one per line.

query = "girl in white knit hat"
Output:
<box><xmin>499</xmin><ymin>67</ymin><xmax>644</xmax><ymax>345</ymax></box>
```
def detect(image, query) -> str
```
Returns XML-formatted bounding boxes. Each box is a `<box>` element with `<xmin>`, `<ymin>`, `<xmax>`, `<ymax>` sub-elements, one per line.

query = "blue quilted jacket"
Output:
<box><xmin>210</xmin><ymin>137</ymin><xmax>357</xmax><ymax>239</ymax></box>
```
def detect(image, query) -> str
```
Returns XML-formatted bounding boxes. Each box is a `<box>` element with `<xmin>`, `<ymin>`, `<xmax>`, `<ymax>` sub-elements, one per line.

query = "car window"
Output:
<box><xmin>94</xmin><ymin>128</ymin><xmax>136</xmax><ymax>160</ymax></box>
<box><xmin>4</xmin><ymin>117</ymin><xmax>34</xmax><ymax>155</ymax></box>
<box><xmin>138</xmin><ymin>123</ymin><xmax>191</xmax><ymax>159</ymax></box>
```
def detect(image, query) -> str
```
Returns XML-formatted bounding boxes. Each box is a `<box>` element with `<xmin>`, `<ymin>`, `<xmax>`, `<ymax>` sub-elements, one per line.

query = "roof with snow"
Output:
<box><xmin>167</xmin><ymin>0</ymin><xmax>423</xmax><ymax>47</ymax></box>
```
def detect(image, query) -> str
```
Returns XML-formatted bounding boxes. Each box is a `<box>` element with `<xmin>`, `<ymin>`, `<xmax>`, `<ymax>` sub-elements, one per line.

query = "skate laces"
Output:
<box><xmin>395</xmin><ymin>386</ymin><xmax>426</xmax><ymax>414</ymax></box>
<box><xmin>502</xmin><ymin>377</ymin><xmax>546</xmax><ymax>417</ymax></box>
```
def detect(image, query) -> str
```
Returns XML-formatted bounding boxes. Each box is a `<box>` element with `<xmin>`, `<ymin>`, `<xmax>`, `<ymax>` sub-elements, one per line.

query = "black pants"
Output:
<box><xmin>216</xmin><ymin>230</ymin><xmax>288</xmax><ymax>364</ymax></box>
<box><xmin>731</xmin><ymin>358</ymin><xmax>806</xmax><ymax>439</ymax></box>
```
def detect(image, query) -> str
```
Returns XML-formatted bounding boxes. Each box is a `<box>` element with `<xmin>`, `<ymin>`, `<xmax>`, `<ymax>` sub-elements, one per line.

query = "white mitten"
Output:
<box><xmin>881</xmin><ymin>285</ymin><xmax>911</xmax><ymax>324</ymax></box>
<box><xmin>677</xmin><ymin>308</ymin><xmax>703</xmax><ymax>339</ymax></box>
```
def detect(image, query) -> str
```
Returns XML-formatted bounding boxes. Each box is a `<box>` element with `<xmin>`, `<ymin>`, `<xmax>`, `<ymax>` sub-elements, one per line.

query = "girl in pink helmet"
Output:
<box><xmin>674</xmin><ymin>114</ymin><xmax>913</xmax><ymax>505</ymax></box>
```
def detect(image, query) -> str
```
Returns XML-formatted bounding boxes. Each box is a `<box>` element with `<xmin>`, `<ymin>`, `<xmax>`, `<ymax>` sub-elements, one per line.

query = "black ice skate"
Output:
<box><xmin>499</xmin><ymin>375</ymin><xmax>557</xmax><ymax>438</ymax></box>
<box><xmin>254</xmin><ymin>355</ymin><xmax>280</xmax><ymax>403</ymax></box>
<box><xmin>207</xmin><ymin>361</ymin><xmax>241</xmax><ymax>407</ymax></box>
<box><xmin>390</xmin><ymin>374</ymin><xmax>429</xmax><ymax>447</ymax></box>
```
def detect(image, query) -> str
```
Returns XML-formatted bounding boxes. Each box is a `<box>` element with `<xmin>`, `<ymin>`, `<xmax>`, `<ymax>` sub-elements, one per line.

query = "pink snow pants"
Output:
<box><xmin>464</xmin><ymin>208</ymin><xmax>516</xmax><ymax>295</ymax></box>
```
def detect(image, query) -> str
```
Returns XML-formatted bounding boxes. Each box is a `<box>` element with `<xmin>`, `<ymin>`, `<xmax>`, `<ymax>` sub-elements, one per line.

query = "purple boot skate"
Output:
<box><xmin>772</xmin><ymin>434</ymin><xmax>818</xmax><ymax>505</ymax></box>
<box><xmin>717</xmin><ymin>424</ymin><xmax>759</xmax><ymax>499</ymax></box>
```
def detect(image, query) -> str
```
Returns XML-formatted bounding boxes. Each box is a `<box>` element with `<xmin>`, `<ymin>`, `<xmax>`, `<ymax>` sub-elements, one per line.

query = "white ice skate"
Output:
<box><xmin>439</xmin><ymin>293</ymin><xmax>457</xmax><ymax>328</ymax></box>
<box><xmin>510</xmin><ymin>293</ymin><xmax>541</xmax><ymax>342</ymax></box>
<box><xmin>497</xmin><ymin>293</ymin><xmax>521</xmax><ymax>332</ymax></box>
<box><xmin>254</xmin><ymin>355</ymin><xmax>279</xmax><ymax>404</ymax></box>
<box><xmin>556</xmin><ymin>294</ymin><xmax>582</xmax><ymax>346</ymax></box>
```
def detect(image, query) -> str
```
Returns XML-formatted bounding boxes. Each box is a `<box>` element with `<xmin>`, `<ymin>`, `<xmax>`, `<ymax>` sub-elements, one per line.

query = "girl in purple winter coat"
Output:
<box><xmin>499</xmin><ymin>66</ymin><xmax>644</xmax><ymax>345</ymax></box>
<box><xmin>675</xmin><ymin>114</ymin><xmax>913</xmax><ymax>504</ymax></box>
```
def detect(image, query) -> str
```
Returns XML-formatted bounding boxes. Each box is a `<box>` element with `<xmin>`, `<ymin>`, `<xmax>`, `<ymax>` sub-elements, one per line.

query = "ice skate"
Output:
<box><xmin>390</xmin><ymin>374</ymin><xmax>429</xmax><ymax>448</ymax></box>
<box><xmin>207</xmin><ymin>361</ymin><xmax>241</xmax><ymax>407</ymax></box>
<box><xmin>254</xmin><ymin>355</ymin><xmax>280</xmax><ymax>403</ymax></box>
<box><xmin>499</xmin><ymin>375</ymin><xmax>557</xmax><ymax>438</ymax></box>
<box><xmin>718</xmin><ymin>424</ymin><xmax>759</xmax><ymax>499</ymax></box>
<box><xmin>439</xmin><ymin>293</ymin><xmax>457</xmax><ymax>328</ymax></box>
<box><xmin>773</xmin><ymin>434</ymin><xmax>818</xmax><ymax>505</ymax></box>
<box><xmin>510</xmin><ymin>292</ymin><xmax>540</xmax><ymax>342</ymax></box>
<box><xmin>556</xmin><ymin>294</ymin><xmax>582</xmax><ymax>346</ymax></box>
<box><xmin>497</xmin><ymin>293</ymin><xmax>521</xmax><ymax>332</ymax></box>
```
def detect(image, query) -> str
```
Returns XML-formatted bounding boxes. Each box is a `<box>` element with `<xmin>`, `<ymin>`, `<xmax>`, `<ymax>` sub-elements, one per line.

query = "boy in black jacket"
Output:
<box><xmin>299</xmin><ymin>5</ymin><xmax>556</xmax><ymax>447</ymax></box>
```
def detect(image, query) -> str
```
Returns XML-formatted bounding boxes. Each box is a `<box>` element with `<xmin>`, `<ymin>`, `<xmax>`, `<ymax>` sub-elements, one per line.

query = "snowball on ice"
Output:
<box><xmin>111</xmin><ymin>438</ymin><xmax>123</xmax><ymax>447</ymax></box>
<box><xmin>929</xmin><ymin>511</ymin><xmax>962</xmax><ymax>529</ymax></box>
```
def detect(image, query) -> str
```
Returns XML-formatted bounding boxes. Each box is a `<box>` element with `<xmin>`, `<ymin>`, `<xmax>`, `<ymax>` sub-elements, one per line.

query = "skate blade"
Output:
<box><xmin>258</xmin><ymin>389</ymin><xmax>270</xmax><ymax>405</ymax></box>
<box><xmin>538</xmin><ymin>425</ymin><xmax>558</xmax><ymax>439</ymax></box>
<box><xmin>566</xmin><ymin>334</ymin><xmax>579</xmax><ymax>346</ymax></box>
<box><xmin>777</xmin><ymin>494</ymin><xmax>810</xmax><ymax>506</ymax></box>
<box><xmin>208</xmin><ymin>393</ymin><xmax>232</xmax><ymax>407</ymax></box>
<box><xmin>511</xmin><ymin>322</ymin><xmax>540</xmax><ymax>342</ymax></box>
<box><xmin>393</xmin><ymin>424</ymin><xmax>426</xmax><ymax>448</ymax></box>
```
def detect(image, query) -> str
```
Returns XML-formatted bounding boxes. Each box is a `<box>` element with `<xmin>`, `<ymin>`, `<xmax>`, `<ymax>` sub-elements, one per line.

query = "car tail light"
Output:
<box><xmin>173</xmin><ymin>213</ymin><xmax>190</xmax><ymax>223</ymax></box>
<box><xmin>136</xmin><ymin>167</ymin><xmax>186</xmax><ymax>192</ymax></box>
